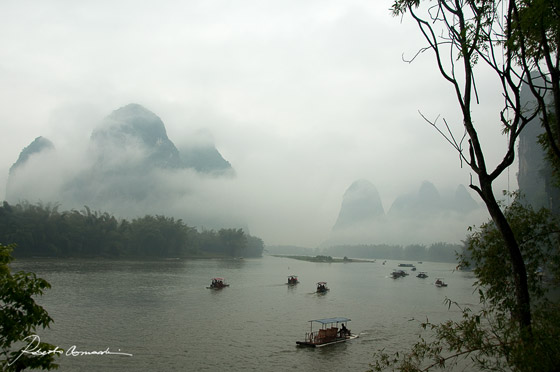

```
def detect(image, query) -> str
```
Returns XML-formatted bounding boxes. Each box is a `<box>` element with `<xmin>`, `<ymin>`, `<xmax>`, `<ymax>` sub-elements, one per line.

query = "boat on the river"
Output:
<box><xmin>287</xmin><ymin>275</ymin><xmax>299</xmax><ymax>285</ymax></box>
<box><xmin>316</xmin><ymin>281</ymin><xmax>329</xmax><ymax>293</ymax></box>
<box><xmin>391</xmin><ymin>270</ymin><xmax>408</xmax><ymax>279</ymax></box>
<box><xmin>207</xmin><ymin>277</ymin><xmax>229</xmax><ymax>289</ymax></box>
<box><xmin>296</xmin><ymin>317</ymin><xmax>358</xmax><ymax>347</ymax></box>
<box><xmin>435</xmin><ymin>278</ymin><xmax>448</xmax><ymax>287</ymax></box>
<box><xmin>416</xmin><ymin>271</ymin><xmax>428</xmax><ymax>278</ymax></box>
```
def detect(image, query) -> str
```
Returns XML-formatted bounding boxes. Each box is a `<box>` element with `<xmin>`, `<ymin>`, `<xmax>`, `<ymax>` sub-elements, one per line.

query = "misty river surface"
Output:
<box><xmin>11</xmin><ymin>256</ymin><xmax>478</xmax><ymax>371</ymax></box>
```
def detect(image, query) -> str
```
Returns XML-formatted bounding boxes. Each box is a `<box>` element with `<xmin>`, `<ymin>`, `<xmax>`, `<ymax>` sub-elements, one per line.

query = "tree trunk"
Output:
<box><xmin>478</xmin><ymin>180</ymin><xmax>533</xmax><ymax>334</ymax></box>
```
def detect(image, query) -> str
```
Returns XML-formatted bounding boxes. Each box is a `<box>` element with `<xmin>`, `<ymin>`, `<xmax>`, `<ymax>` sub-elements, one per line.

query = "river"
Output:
<box><xmin>10</xmin><ymin>256</ymin><xmax>478</xmax><ymax>371</ymax></box>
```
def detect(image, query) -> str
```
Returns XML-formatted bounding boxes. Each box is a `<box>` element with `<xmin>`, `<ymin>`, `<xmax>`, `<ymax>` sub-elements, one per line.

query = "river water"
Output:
<box><xmin>10</xmin><ymin>256</ymin><xmax>478</xmax><ymax>371</ymax></box>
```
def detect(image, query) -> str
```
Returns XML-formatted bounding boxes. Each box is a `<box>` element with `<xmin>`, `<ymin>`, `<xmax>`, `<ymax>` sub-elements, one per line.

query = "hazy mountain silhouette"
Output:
<box><xmin>453</xmin><ymin>184</ymin><xmax>480</xmax><ymax>213</ymax></box>
<box><xmin>5</xmin><ymin>104</ymin><xmax>235</xmax><ymax>221</ymax></box>
<box><xmin>179</xmin><ymin>143</ymin><xmax>233</xmax><ymax>175</ymax></box>
<box><xmin>333</xmin><ymin>179</ymin><xmax>384</xmax><ymax>230</ymax></box>
<box><xmin>9</xmin><ymin>136</ymin><xmax>54</xmax><ymax>175</ymax></box>
<box><xmin>388</xmin><ymin>181</ymin><xmax>443</xmax><ymax>218</ymax></box>
<box><xmin>6</xmin><ymin>136</ymin><xmax>58</xmax><ymax>202</ymax></box>
<box><xmin>90</xmin><ymin>103</ymin><xmax>184</xmax><ymax>169</ymax></box>
<box><xmin>516</xmin><ymin>75</ymin><xmax>560</xmax><ymax>214</ymax></box>
<box><xmin>326</xmin><ymin>179</ymin><xmax>483</xmax><ymax>246</ymax></box>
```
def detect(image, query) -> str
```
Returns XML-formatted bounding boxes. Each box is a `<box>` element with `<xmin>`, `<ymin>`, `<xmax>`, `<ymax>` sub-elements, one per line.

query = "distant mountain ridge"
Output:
<box><xmin>90</xmin><ymin>103</ymin><xmax>184</xmax><ymax>169</ymax></box>
<box><xmin>9</xmin><ymin>136</ymin><xmax>54</xmax><ymax>175</ymax></box>
<box><xmin>89</xmin><ymin>103</ymin><xmax>233</xmax><ymax>173</ymax></box>
<box><xmin>332</xmin><ymin>179</ymin><xmax>384</xmax><ymax>230</ymax></box>
<box><xmin>327</xmin><ymin>179</ymin><xmax>483</xmax><ymax>246</ymax></box>
<box><xmin>5</xmin><ymin>104</ymin><xmax>235</xmax><ymax>222</ymax></box>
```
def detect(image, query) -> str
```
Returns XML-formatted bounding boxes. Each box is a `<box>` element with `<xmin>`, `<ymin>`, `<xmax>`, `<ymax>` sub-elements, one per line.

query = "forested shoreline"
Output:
<box><xmin>322</xmin><ymin>242</ymin><xmax>461</xmax><ymax>263</ymax></box>
<box><xmin>0</xmin><ymin>202</ymin><xmax>264</xmax><ymax>258</ymax></box>
<box><xmin>267</xmin><ymin>242</ymin><xmax>462</xmax><ymax>263</ymax></box>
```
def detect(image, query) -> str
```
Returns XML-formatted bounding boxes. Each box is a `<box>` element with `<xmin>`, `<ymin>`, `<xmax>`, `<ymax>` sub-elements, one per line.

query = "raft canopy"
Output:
<box><xmin>309</xmin><ymin>317</ymin><xmax>350</xmax><ymax>324</ymax></box>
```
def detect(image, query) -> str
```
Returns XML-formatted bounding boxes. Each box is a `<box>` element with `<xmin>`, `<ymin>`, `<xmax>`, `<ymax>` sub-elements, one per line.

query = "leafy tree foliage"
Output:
<box><xmin>246</xmin><ymin>235</ymin><xmax>266</xmax><ymax>258</ymax></box>
<box><xmin>391</xmin><ymin>0</ymin><xmax>559</xmax><ymax>341</ymax></box>
<box><xmin>404</xmin><ymin>244</ymin><xmax>427</xmax><ymax>261</ymax></box>
<box><xmin>372</xmin><ymin>198</ymin><xmax>560</xmax><ymax>371</ymax></box>
<box><xmin>509</xmin><ymin>0</ymin><xmax>560</xmax><ymax>174</ymax></box>
<box><xmin>218</xmin><ymin>228</ymin><xmax>247</xmax><ymax>257</ymax></box>
<box><xmin>465</xmin><ymin>195</ymin><xmax>560</xmax><ymax>309</ymax></box>
<box><xmin>1</xmin><ymin>243</ymin><xmax>60</xmax><ymax>371</ymax></box>
<box><xmin>378</xmin><ymin>0</ymin><xmax>560</xmax><ymax>370</ymax></box>
<box><xmin>538</xmin><ymin>111</ymin><xmax>560</xmax><ymax>186</ymax></box>
<box><xmin>0</xmin><ymin>202</ymin><xmax>264</xmax><ymax>258</ymax></box>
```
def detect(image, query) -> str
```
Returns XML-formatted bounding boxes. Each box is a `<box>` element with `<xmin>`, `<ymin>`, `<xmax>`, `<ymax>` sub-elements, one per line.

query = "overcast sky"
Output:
<box><xmin>0</xmin><ymin>1</ymin><xmax>517</xmax><ymax>247</ymax></box>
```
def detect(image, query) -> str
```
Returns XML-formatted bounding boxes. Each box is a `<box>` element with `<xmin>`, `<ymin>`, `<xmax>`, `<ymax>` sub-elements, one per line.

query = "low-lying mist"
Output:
<box><xmin>4</xmin><ymin>104</ymin><xmax>491</xmax><ymax>248</ymax></box>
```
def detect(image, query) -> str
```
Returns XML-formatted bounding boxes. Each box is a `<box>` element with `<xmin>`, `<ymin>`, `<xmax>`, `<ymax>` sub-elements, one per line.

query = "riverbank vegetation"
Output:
<box><xmin>322</xmin><ymin>243</ymin><xmax>459</xmax><ymax>263</ymax></box>
<box><xmin>271</xmin><ymin>255</ymin><xmax>363</xmax><ymax>263</ymax></box>
<box><xmin>0</xmin><ymin>202</ymin><xmax>264</xmax><ymax>258</ymax></box>
<box><xmin>268</xmin><ymin>242</ymin><xmax>460</xmax><ymax>263</ymax></box>
<box><xmin>0</xmin><ymin>243</ymin><xmax>59</xmax><ymax>371</ymax></box>
<box><xmin>371</xmin><ymin>0</ymin><xmax>560</xmax><ymax>370</ymax></box>
<box><xmin>373</xmin><ymin>197</ymin><xmax>560</xmax><ymax>371</ymax></box>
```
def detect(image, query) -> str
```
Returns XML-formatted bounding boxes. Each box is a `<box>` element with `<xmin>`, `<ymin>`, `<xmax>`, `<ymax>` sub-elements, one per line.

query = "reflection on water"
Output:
<box><xmin>11</xmin><ymin>256</ymin><xmax>476</xmax><ymax>371</ymax></box>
